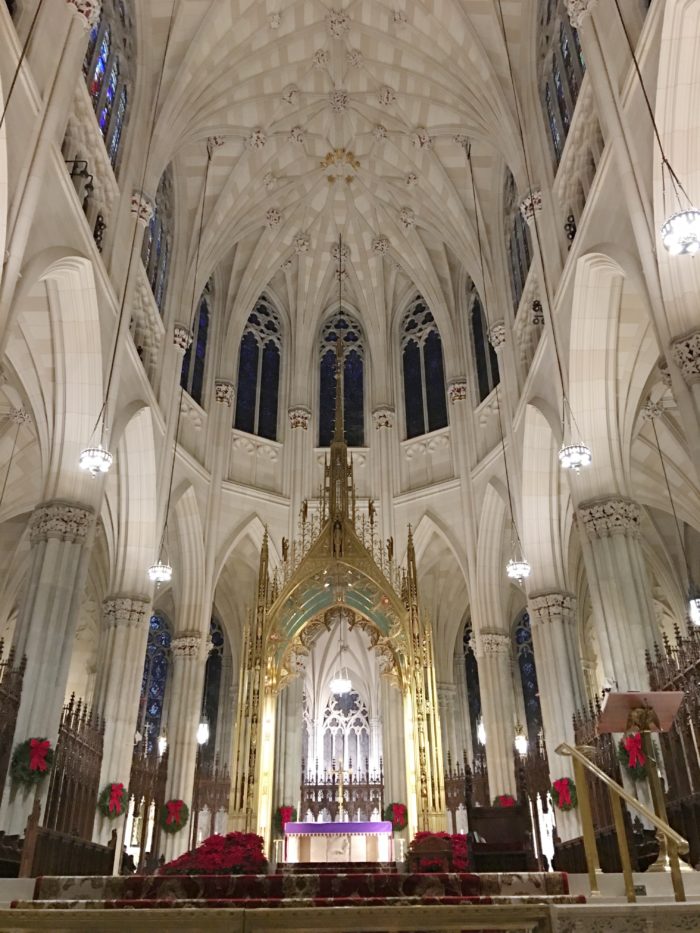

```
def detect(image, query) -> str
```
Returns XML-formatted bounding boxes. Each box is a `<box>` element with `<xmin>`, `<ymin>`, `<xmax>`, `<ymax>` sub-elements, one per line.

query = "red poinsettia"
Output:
<box><xmin>160</xmin><ymin>832</ymin><xmax>268</xmax><ymax>875</ymax></box>
<box><xmin>493</xmin><ymin>794</ymin><xmax>517</xmax><ymax>808</ymax></box>
<box><xmin>412</xmin><ymin>831</ymin><xmax>470</xmax><ymax>872</ymax></box>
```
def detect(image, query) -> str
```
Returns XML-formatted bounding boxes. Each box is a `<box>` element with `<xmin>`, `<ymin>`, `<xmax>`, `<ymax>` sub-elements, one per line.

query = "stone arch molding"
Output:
<box><xmin>6</xmin><ymin>250</ymin><xmax>104</xmax><ymax>504</ymax></box>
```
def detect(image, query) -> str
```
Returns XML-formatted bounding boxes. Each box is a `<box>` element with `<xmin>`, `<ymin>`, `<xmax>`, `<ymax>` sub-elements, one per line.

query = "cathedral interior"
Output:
<box><xmin>0</xmin><ymin>0</ymin><xmax>700</xmax><ymax>928</ymax></box>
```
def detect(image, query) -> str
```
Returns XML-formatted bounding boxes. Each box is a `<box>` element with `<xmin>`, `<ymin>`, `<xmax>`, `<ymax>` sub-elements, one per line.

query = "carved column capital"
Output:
<box><xmin>9</xmin><ymin>407</ymin><xmax>31</xmax><ymax>424</ymax></box>
<box><xmin>373</xmin><ymin>406</ymin><xmax>395</xmax><ymax>429</ymax></box>
<box><xmin>488</xmin><ymin>321</ymin><xmax>507</xmax><ymax>351</ymax></box>
<box><xmin>478</xmin><ymin>631</ymin><xmax>510</xmax><ymax>656</ymax></box>
<box><xmin>288</xmin><ymin>406</ymin><xmax>311</xmax><ymax>430</ymax></box>
<box><xmin>519</xmin><ymin>189</ymin><xmax>543</xmax><ymax>225</ymax></box>
<box><xmin>66</xmin><ymin>0</ymin><xmax>101</xmax><ymax>28</ymax></box>
<box><xmin>577</xmin><ymin>496</ymin><xmax>641</xmax><ymax>540</ymax></box>
<box><xmin>436</xmin><ymin>682</ymin><xmax>457</xmax><ymax>705</ymax></box>
<box><xmin>215</xmin><ymin>381</ymin><xmax>235</xmax><ymax>407</ymax></box>
<box><xmin>171</xmin><ymin>634</ymin><xmax>202</xmax><ymax>658</ymax></box>
<box><xmin>173</xmin><ymin>324</ymin><xmax>193</xmax><ymax>353</ymax></box>
<box><xmin>671</xmin><ymin>329</ymin><xmax>700</xmax><ymax>385</ymax></box>
<box><xmin>130</xmin><ymin>190</ymin><xmax>155</xmax><ymax>227</ymax></box>
<box><xmin>103</xmin><ymin>596</ymin><xmax>150</xmax><ymax>628</ymax></box>
<box><xmin>372</xmin><ymin>235</ymin><xmax>390</xmax><ymax>255</ymax></box>
<box><xmin>529</xmin><ymin>592</ymin><xmax>576</xmax><ymax>626</ymax></box>
<box><xmin>565</xmin><ymin>0</ymin><xmax>598</xmax><ymax>28</ymax></box>
<box><xmin>447</xmin><ymin>380</ymin><xmax>468</xmax><ymax>405</ymax></box>
<box><xmin>30</xmin><ymin>501</ymin><xmax>94</xmax><ymax>546</ymax></box>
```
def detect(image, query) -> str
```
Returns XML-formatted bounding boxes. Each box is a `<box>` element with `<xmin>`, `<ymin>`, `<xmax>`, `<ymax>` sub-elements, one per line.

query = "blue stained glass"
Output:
<box><xmin>514</xmin><ymin>612</ymin><xmax>542</xmax><ymax>744</ymax></box>
<box><xmin>572</xmin><ymin>26</ymin><xmax>585</xmax><ymax>71</ymax></box>
<box><xmin>559</xmin><ymin>24</ymin><xmax>579</xmax><ymax>104</ymax></box>
<box><xmin>423</xmin><ymin>330</ymin><xmax>447</xmax><ymax>432</ymax></box>
<box><xmin>258</xmin><ymin>342</ymin><xmax>280</xmax><ymax>440</ymax></box>
<box><xmin>319</xmin><ymin>348</ymin><xmax>337</xmax><ymax>447</ymax></box>
<box><xmin>463</xmin><ymin>626</ymin><xmax>482</xmax><ymax>757</ymax></box>
<box><xmin>99</xmin><ymin>60</ymin><xmax>119</xmax><ymax>137</ymax></box>
<box><xmin>108</xmin><ymin>87</ymin><xmax>127</xmax><ymax>168</ymax></box>
<box><xmin>553</xmin><ymin>61</ymin><xmax>570</xmax><ymax>132</ymax></box>
<box><xmin>235</xmin><ymin>332</ymin><xmax>260</xmax><ymax>434</ymax></box>
<box><xmin>403</xmin><ymin>340</ymin><xmax>424</xmax><ymax>439</ymax></box>
<box><xmin>155</xmin><ymin>240</ymin><xmax>169</xmax><ymax>311</ymax></box>
<box><xmin>139</xmin><ymin>614</ymin><xmax>171</xmax><ymax>752</ymax></box>
<box><xmin>190</xmin><ymin>300</ymin><xmax>209</xmax><ymax>405</ymax></box>
<box><xmin>90</xmin><ymin>29</ymin><xmax>110</xmax><ymax>106</ymax></box>
<box><xmin>344</xmin><ymin>348</ymin><xmax>364</xmax><ymax>446</ymax></box>
<box><xmin>83</xmin><ymin>22</ymin><xmax>100</xmax><ymax>76</ymax></box>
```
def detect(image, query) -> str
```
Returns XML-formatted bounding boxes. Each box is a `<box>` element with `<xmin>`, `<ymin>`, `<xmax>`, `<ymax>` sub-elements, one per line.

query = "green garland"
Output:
<box><xmin>10</xmin><ymin>738</ymin><xmax>54</xmax><ymax>788</ymax></box>
<box><xmin>161</xmin><ymin>799</ymin><xmax>189</xmax><ymax>834</ymax></box>
<box><xmin>97</xmin><ymin>782</ymin><xmax>128</xmax><ymax>819</ymax></box>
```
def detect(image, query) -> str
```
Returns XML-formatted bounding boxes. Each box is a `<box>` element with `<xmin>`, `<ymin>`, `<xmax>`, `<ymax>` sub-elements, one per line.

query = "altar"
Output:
<box><xmin>283</xmin><ymin>821</ymin><xmax>393</xmax><ymax>863</ymax></box>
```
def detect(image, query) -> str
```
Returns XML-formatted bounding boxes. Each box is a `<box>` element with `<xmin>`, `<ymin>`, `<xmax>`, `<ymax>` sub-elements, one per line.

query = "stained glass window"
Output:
<box><xmin>89</xmin><ymin>29</ymin><xmax>111</xmax><ymax>104</ymax></box>
<box><xmin>139</xmin><ymin>614</ymin><xmax>172</xmax><ymax>753</ymax></box>
<box><xmin>234</xmin><ymin>298</ymin><xmax>281</xmax><ymax>440</ymax></box>
<box><xmin>199</xmin><ymin>619</ymin><xmax>225</xmax><ymax>764</ymax></box>
<box><xmin>538</xmin><ymin>1</ymin><xmax>585</xmax><ymax>168</ymax></box>
<box><xmin>504</xmin><ymin>171</ymin><xmax>533</xmax><ymax>311</ymax></box>
<box><xmin>319</xmin><ymin>313</ymin><xmax>365</xmax><ymax>447</ymax></box>
<box><xmin>463</xmin><ymin>624</ymin><xmax>482</xmax><ymax>756</ymax></box>
<box><xmin>513</xmin><ymin>611</ymin><xmax>543</xmax><ymax>744</ymax></box>
<box><xmin>82</xmin><ymin>1</ymin><xmax>133</xmax><ymax>172</ymax></box>
<box><xmin>401</xmin><ymin>298</ymin><xmax>447</xmax><ymax>439</ymax></box>
<box><xmin>470</xmin><ymin>290</ymin><xmax>500</xmax><ymax>403</ymax></box>
<box><xmin>142</xmin><ymin>167</ymin><xmax>174</xmax><ymax>313</ymax></box>
<box><xmin>181</xmin><ymin>283</ymin><xmax>212</xmax><ymax>406</ymax></box>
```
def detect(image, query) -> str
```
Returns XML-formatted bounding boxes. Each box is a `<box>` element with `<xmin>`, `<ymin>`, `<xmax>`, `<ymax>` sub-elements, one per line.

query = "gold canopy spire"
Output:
<box><xmin>333</xmin><ymin>233</ymin><xmax>345</xmax><ymax>445</ymax></box>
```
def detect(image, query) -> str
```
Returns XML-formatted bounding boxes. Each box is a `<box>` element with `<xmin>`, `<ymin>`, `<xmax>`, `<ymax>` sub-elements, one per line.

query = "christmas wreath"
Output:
<box><xmin>618</xmin><ymin>732</ymin><xmax>648</xmax><ymax>781</ymax></box>
<box><xmin>273</xmin><ymin>805</ymin><xmax>297</xmax><ymax>833</ymax></box>
<box><xmin>551</xmin><ymin>776</ymin><xmax>577</xmax><ymax>811</ymax></box>
<box><xmin>97</xmin><ymin>782</ymin><xmax>128</xmax><ymax>819</ymax></box>
<box><xmin>161</xmin><ymin>799</ymin><xmax>189</xmax><ymax>834</ymax></box>
<box><xmin>383</xmin><ymin>801</ymin><xmax>408</xmax><ymax>831</ymax></box>
<box><xmin>10</xmin><ymin>738</ymin><xmax>54</xmax><ymax>788</ymax></box>
<box><xmin>493</xmin><ymin>794</ymin><xmax>516</xmax><ymax>808</ymax></box>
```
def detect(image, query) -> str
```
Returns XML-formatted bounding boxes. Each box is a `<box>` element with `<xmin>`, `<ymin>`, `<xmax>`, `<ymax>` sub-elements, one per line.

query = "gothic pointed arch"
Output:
<box><xmin>319</xmin><ymin>311</ymin><xmax>365</xmax><ymax>447</ymax></box>
<box><xmin>400</xmin><ymin>296</ymin><xmax>448</xmax><ymax>439</ymax></box>
<box><xmin>234</xmin><ymin>295</ymin><xmax>282</xmax><ymax>441</ymax></box>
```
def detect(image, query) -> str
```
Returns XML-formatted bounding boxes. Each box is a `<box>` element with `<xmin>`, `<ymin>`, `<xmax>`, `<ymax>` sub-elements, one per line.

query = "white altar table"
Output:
<box><xmin>283</xmin><ymin>821</ymin><xmax>393</xmax><ymax>863</ymax></box>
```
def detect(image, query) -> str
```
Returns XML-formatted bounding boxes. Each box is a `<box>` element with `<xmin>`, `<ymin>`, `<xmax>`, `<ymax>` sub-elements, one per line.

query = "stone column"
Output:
<box><xmin>155</xmin><ymin>326</ymin><xmax>192</xmax><ymax>534</ymax></box>
<box><xmin>671</xmin><ymin>330</ymin><xmax>700</xmax><ymax>426</ymax></box>
<box><xmin>369</xmin><ymin>716</ymin><xmax>382</xmax><ymax>775</ymax></box>
<box><xmin>372</xmin><ymin>407</ymin><xmax>398</xmax><ymax>543</ymax></box>
<box><xmin>529</xmin><ymin>592</ymin><xmax>584</xmax><ymax>841</ymax></box>
<box><xmin>273</xmin><ymin>678</ymin><xmax>304</xmax><ymax>813</ymax></box>
<box><xmin>214</xmin><ymin>652</ymin><xmax>233</xmax><ymax>766</ymax></box>
<box><xmin>437</xmin><ymin>682</ymin><xmax>459</xmax><ymax>768</ymax></box>
<box><xmin>576</xmin><ymin>497</ymin><xmax>656</xmax><ymax>690</ymax></box>
<box><xmin>287</xmin><ymin>407</ymin><xmax>311</xmax><ymax>533</ymax></box>
<box><xmin>380</xmin><ymin>679</ymin><xmax>405</xmax><ymax>805</ymax></box>
<box><xmin>476</xmin><ymin>631</ymin><xmax>517</xmax><ymax>797</ymax></box>
<box><xmin>453</xmin><ymin>652</ymin><xmax>473</xmax><ymax>765</ymax></box>
<box><xmin>0</xmin><ymin>0</ymin><xmax>102</xmax><ymax>349</ymax></box>
<box><xmin>93</xmin><ymin>596</ymin><xmax>150</xmax><ymax>847</ymax></box>
<box><xmin>161</xmin><ymin>633</ymin><xmax>205</xmax><ymax>861</ymax></box>
<box><xmin>0</xmin><ymin>500</ymin><xmax>95</xmax><ymax>834</ymax></box>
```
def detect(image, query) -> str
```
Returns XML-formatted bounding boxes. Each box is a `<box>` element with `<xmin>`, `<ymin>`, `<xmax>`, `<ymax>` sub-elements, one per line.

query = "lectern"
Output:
<box><xmin>598</xmin><ymin>691</ymin><xmax>685</xmax><ymax>894</ymax></box>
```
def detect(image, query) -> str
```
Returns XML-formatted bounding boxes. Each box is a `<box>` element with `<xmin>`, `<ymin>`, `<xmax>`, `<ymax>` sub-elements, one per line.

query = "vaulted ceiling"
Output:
<box><xmin>140</xmin><ymin>0</ymin><xmax>535</xmax><ymax>344</ymax></box>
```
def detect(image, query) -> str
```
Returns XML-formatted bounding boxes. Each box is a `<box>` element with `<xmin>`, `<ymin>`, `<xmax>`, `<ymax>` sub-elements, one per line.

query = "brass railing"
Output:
<box><xmin>557</xmin><ymin>742</ymin><xmax>689</xmax><ymax>903</ymax></box>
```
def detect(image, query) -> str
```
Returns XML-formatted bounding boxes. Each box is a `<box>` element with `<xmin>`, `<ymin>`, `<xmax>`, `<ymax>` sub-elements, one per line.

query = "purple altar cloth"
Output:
<box><xmin>284</xmin><ymin>821</ymin><xmax>392</xmax><ymax>835</ymax></box>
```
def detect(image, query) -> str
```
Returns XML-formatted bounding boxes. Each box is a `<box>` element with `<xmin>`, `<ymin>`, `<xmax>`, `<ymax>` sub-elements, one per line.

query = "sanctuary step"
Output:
<box><xmin>278</xmin><ymin>861</ymin><xmax>398</xmax><ymax>874</ymax></box>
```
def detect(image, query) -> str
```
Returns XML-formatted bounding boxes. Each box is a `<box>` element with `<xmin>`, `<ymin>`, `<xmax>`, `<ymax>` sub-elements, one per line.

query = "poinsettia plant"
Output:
<box><xmin>160</xmin><ymin>832</ymin><xmax>268</xmax><ymax>875</ymax></box>
<box><xmin>10</xmin><ymin>738</ymin><xmax>54</xmax><ymax>788</ymax></box>
<box><xmin>493</xmin><ymin>794</ymin><xmax>517</xmax><ymax>808</ymax></box>
<box><xmin>160</xmin><ymin>799</ymin><xmax>189</xmax><ymax>834</ymax></box>
<box><xmin>411</xmin><ymin>831</ymin><xmax>470</xmax><ymax>871</ymax></box>
<box><xmin>618</xmin><ymin>732</ymin><xmax>648</xmax><ymax>781</ymax></box>
<box><xmin>551</xmin><ymin>776</ymin><xmax>577</xmax><ymax>811</ymax></box>
<box><xmin>383</xmin><ymin>801</ymin><xmax>408</xmax><ymax>831</ymax></box>
<box><xmin>273</xmin><ymin>804</ymin><xmax>297</xmax><ymax>833</ymax></box>
<box><xmin>97</xmin><ymin>782</ymin><xmax>128</xmax><ymax>819</ymax></box>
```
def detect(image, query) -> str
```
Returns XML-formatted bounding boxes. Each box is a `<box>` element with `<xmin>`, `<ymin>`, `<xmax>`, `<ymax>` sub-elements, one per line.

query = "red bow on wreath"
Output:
<box><xmin>623</xmin><ymin>733</ymin><xmax>646</xmax><ymax>769</ymax></box>
<box><xmin>29</xmin><ymin>739</ymin><xmax>50</xmax><ymax>772</ymax></box>
<box><xmin>553</xmin><ymin>778</ymin><xmax>571</xmax><ymax>807</ymax></box>
<box><xmin>108</xmin><ymin>783</ymin><xmax>125</xmax><ymax>815</ymax></box>
<box><xmin>166</xmin><ymin>799</ymin><xmax>184</xmax><ymax>826</ymax></box>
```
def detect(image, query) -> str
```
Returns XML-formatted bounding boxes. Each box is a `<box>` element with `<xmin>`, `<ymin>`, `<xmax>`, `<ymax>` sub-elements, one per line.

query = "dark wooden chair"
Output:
<box><xmin>406</xmin><ymin>835</ymin><xmax>453</xmax><ymax>872</ymax></box>
<box><xmin>467</xmin><ymin>804</ymin><xmax>536</xmax><ymax>872</ymax></box>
